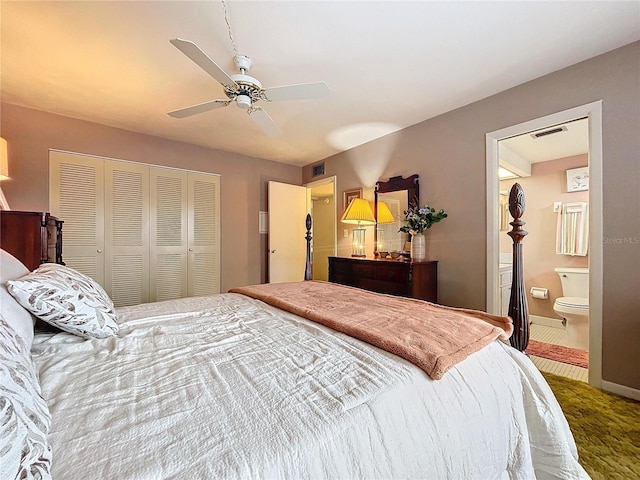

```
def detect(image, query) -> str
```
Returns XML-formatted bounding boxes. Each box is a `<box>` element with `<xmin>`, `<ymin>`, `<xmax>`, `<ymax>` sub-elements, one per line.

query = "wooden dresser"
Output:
<box><xmin>328</xmin><ymin>256</ymin><xmax>437</xmax><ymax>303</ymax></box>
<box><xmin>0</xmin><ymin>211</ymin><xmax>64</xmax><ymax>271</ymax></box>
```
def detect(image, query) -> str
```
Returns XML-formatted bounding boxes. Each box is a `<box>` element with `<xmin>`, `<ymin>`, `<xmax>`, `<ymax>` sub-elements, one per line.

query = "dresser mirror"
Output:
<box><xmin>374</xmin><ymin>174</ymin><xmax>419</xmax><ymax>258</ymax></box>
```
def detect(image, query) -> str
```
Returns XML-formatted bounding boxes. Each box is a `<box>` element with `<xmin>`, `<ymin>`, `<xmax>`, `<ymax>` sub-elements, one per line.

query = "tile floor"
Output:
<box><xmin>529</xmin><ymin>323</ymin><xmax>589</xmax><ymax>383</ymax></box>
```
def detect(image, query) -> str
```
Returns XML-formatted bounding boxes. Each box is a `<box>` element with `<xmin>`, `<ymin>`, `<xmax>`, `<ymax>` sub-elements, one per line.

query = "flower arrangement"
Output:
<box><xmin>399</xmin><ymin>200</ymin><xmax>448</xmax><ymax>235</ymax></box>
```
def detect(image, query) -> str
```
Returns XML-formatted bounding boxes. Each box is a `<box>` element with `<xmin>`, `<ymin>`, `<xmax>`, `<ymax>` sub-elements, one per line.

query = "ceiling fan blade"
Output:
<box><xmin>168</xmin><ymin>99</ymin><xmax>230</xmax><ymax>119</ymax></box>
<box><xmin>263</xmin><ymin>81</ymin><xmax>330</xmax><ymax>102</ymax></box>
<box><xmin>248</xmin><ymin>107</ymin><xmax>281</xmax><ymax>137</ymax></box>
<box><xmin>170</xmin><ymin>38</ymin><xmax>237</xmax><ymax>87</ymax></box>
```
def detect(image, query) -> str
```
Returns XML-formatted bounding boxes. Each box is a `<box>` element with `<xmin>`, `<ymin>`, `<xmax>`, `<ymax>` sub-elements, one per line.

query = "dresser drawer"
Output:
<box><xmin>352</xmin><ymin>262</ymin><xmax>376</xmax><ymax>279</ymax></box>
<box><xmin>330</xmin><ymin>259</ymin><xmax>351</xmax><ymax>275</ymax></box>
<box><xmin>330</xmin><ymin>272</ymin><xmax>353</xmax><ymax>287</ymax></box>
<box><xmin>358</xmin><ymin>278</ymin><xmax>408</xmax><ymax>297</ymax></box>
<box><xmin>376</xmin><ymin>263</ymin><xmax>408</xmax><ymax>283</ymax></box>
<box><xmin>328</xmin><ymin>257</ymin><xmax>437</xmax><ymax>303</ymax></box>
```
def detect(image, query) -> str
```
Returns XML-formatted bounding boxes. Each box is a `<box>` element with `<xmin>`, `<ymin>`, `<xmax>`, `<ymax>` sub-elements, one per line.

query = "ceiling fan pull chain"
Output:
<box><xmin>221</xmin><ymin>0</ymin><xmax>239</xmax><ymax>57</ymax></box>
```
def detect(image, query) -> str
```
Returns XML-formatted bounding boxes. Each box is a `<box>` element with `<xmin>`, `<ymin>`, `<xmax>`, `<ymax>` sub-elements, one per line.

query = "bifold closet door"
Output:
<box><xmin>149</xmin><ymin>170</ymin><xmax>220</xmax><ymax>300</ymax></box>
<box><xmin>51</xmin><ymin>152</ymin><xmax>150</xmax><ymax>305</ymax></box>
<box><xmin>188</xmin><ymin>173</ymin><xmax>220</xmax><ymax>296</ymax></box>
<box><xmin>49</xmin><ymin>151</ymin><xmax>105</xmax><ymax>285</ymax></box>
<box><xmin>150</xmin><ymin>168</ymin><xmax>188</xmax><ymax>302</ymax></box>
<box><xmin>104</xmin><ymin>161</ymin><xmax>150</xmax><ymax>307</ymax></box>
<box><xmin>51</xmin><ymin>151</ymin><xmax>220</xmax><ymax>305</ymax></box>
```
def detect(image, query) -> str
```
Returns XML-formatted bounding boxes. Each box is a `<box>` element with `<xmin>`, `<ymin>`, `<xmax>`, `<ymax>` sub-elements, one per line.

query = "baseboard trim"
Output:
<box><xmin>530</xmin><ymin>314</ymin><xmax>564</xmax><ymax>329</ymax></box>
<box><xmin>601</xmin><ymin>380</ymin><xmax>640</xmax><ymax>401</ymax></box>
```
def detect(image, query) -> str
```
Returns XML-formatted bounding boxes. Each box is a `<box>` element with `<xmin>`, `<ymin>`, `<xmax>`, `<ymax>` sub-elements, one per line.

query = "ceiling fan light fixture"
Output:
<box><xmin>236</xmin><ymin>94</ymin><xmax>251</xmax><ymax>109</ymax></box>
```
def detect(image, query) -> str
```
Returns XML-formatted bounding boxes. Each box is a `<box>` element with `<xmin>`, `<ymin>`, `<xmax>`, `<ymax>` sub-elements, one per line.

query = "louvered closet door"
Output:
<box><xmin>49</xmin><ymin>151</ymin><xmax>105</xmax><ymax>285</ymax></box>
<box><xmin>104</xmin><ymin>161</ymin><xmax>150</xmax><ymax>306</ymax></box>
<box><xmin>150</xmin><ymin>168</ymin><xmax>188</xmax><ymax>302</ymax></box>
<box><xmin>188</xmin><ymin>173</ymin><xmax>220</xmax><ymax>296</ymax></box>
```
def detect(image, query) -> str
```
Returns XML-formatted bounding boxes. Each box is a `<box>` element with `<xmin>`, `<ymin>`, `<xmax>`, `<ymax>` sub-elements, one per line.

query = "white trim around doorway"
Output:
<box><xmin>485</xmin><ymin>101</ymin><xmax>603</xmax><ymax>389</ymax></box>
<box><xmin>305</xmin><ymin>175</ymin><xmax>338</xmax><ymax>260</ymax></box>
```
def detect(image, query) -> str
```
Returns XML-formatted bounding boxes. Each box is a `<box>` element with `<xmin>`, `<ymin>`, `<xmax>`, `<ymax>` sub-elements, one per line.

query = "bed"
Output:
<box><xmin>1</xmin><ymin>184</ymin><xmax>589</xmax><ymax>479</ymax></box>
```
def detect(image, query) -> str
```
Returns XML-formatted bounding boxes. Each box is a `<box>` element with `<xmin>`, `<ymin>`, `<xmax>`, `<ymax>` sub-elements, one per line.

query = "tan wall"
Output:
<box><xmin>500</xmin><ymin>155</ymin><xmax>589</xmax><ymax>319</ymax></box>
<box><xmin>0</xmin><ymin>103</ymin><xmax>301</xmax><ymax>291</ymax></box>
<box><xmin>304</xmin><ymin>42</ymin><xmax>640</xmax><ymax>390</ymax></box>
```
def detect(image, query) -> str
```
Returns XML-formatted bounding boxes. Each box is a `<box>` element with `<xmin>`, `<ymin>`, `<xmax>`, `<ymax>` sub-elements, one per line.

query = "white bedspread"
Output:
<box><xmin>31</xmin><ymin>293</ymin><xmax>589</xmax><ymax>479</ymax></box>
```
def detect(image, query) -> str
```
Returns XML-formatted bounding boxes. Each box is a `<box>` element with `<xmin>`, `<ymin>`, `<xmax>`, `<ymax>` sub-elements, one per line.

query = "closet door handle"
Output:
<box><xmin>97</xmin><ymin>249</ymin><xmax>103</xmax><ymax>253</ymax></box>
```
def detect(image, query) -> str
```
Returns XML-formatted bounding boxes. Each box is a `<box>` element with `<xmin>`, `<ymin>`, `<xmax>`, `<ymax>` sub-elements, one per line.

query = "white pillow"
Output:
<box><xmin>0</xmin><ymin>248</ymin><xmax>30</xmax><ymax>283</ymax></box>
<box><xmin>0</xmin><ymin>313</ymin><xmax>53</xmax><ymax>480</ymax></box>
<box><xmin>7</xmin><ymin>264</ymin><xmax>119</xmax><ymax>339</ymax></box>
<box><xmin>0</xmin><ymin>249</ymin><xmax>37</xmax><ymax>346</ymax></box>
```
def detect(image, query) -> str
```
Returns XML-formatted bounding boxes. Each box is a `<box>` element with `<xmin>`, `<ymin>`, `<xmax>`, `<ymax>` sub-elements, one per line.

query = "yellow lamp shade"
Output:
<box><xmin>376</xmin><ymin>201</ymin><xmax>395</xmax><ymax>224</ymax></box>
<box><xmin>341</xmin><ymin>198</ymin><xmax>375</xmax><ymax>225</ymax></box>
<box><xmin>341</xmin><ymin>197</ymin><xmax>374</xmax><ymax>257</ymax></box>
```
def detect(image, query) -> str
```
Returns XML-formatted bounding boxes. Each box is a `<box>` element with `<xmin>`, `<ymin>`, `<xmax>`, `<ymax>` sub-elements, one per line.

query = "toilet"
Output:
<box><xmin>553</xmin><ymin>267</ymin><xmax>589</xmax><ymax>350</ymax></box>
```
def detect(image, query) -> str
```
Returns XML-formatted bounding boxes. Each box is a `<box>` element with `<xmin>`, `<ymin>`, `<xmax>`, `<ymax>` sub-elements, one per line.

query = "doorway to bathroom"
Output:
<box><xmin>500</xmin><ymin>118</ymin><xmax>590</xmax><ymax>381</ymax></box>
<box><xmin>486</xmin><ymin>102</ymin><xmax>603</xmax><ymax>388</ymax></box>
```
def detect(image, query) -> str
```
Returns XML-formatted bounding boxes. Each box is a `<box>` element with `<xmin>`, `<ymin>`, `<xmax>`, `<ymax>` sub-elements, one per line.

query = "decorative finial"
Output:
<box><xmin>508</xmin><ymin>183</ymin><xmax>526</xmax><ymax>220</ymax></box>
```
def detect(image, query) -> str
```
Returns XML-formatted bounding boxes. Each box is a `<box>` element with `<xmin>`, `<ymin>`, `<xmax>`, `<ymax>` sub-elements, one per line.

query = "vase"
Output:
<box><xmin>411</xmin><ymin>233</ymin><xmax>426</xmax><ymax>261</ymax></box>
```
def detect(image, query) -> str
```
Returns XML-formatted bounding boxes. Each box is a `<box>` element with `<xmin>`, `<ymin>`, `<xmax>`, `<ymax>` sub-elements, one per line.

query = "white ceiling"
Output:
<box><xmin>502</xmin><ymin>117</ymin><xmax>589</xmax><ymax>164</ymax></box>
<box><xmin>1</xmin><ymin>1</ymin><xmax>638</xmax><ymax>167</ymax></box>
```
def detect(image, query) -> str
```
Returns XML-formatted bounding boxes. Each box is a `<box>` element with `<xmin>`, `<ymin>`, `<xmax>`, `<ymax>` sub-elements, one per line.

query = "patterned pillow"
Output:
<box><xmin>7</xmin><ymin>264</ymin><xmax>118</xmax><ymax>339</ymax></box>
<box><xmin>0</xmin><ymin>313</ymin><xmax>52</xmax><ymax>480</ymax></box>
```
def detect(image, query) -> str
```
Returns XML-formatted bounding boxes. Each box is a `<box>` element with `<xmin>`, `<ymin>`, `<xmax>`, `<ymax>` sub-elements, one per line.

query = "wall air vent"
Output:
<box><xmin>530</xmin><ymin>126</ymin><xmax>567</xmax><ymax>139</ymax></box>
<box><xmin>311</xmin><ymin>162</ymin><xmax>325</xmax><ymax>177</ymax></box>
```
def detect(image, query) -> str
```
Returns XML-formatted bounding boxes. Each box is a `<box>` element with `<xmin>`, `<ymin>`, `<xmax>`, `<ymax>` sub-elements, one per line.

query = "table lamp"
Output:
<box><xmin>341</xmin><ymin>198</ymin><xmax>375</xmax><ymax>257</ymax></box>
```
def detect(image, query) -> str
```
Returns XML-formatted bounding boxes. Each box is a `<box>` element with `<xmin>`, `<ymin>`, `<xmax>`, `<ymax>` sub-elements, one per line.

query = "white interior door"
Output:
<box><xmin>268</xmin><ymin>181</ymin><xmax>308</xmax><ymax>283</ymax></box>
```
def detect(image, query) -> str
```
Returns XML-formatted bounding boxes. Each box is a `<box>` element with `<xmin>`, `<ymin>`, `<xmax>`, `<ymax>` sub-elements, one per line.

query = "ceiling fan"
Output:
<box><xmin>168</xmin><ymin>38</ymin><xmax>330</xmax><ymax>137</ymax></box>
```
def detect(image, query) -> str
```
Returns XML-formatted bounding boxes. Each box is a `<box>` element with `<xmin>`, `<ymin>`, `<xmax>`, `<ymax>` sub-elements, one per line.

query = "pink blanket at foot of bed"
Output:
<box><xmin>230</xmin><ymin>281</ymin><xmax>513</xmax><ymax>380</ymax></box>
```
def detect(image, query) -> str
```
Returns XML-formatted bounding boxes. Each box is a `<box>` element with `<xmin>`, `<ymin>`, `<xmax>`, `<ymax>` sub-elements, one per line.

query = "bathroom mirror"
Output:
<box><xmin>374</xmin><ymin>174</ymin><xmax>419</xmax><ymax>257</ymax></box>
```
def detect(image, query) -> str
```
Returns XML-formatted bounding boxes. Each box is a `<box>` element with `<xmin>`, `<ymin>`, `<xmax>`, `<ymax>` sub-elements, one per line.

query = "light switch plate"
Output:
<box><xmin>259</xmin><ymin>211</ymin><xmax>268</xmax><ymax>234</ymax></box>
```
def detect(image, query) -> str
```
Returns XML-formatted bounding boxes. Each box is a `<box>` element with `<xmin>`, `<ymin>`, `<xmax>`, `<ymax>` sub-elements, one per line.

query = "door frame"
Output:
<box><xmin>485</xmin><ymin>101</ymin><xmax>603</xmax><ymax>388</ymax></box>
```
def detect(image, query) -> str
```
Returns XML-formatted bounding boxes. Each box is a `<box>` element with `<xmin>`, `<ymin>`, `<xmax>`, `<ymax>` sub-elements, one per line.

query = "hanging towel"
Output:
<box><xmin>556</xmin><ymin>202</ymin><xmax>589</xmax><ymax>256</ymax></box>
